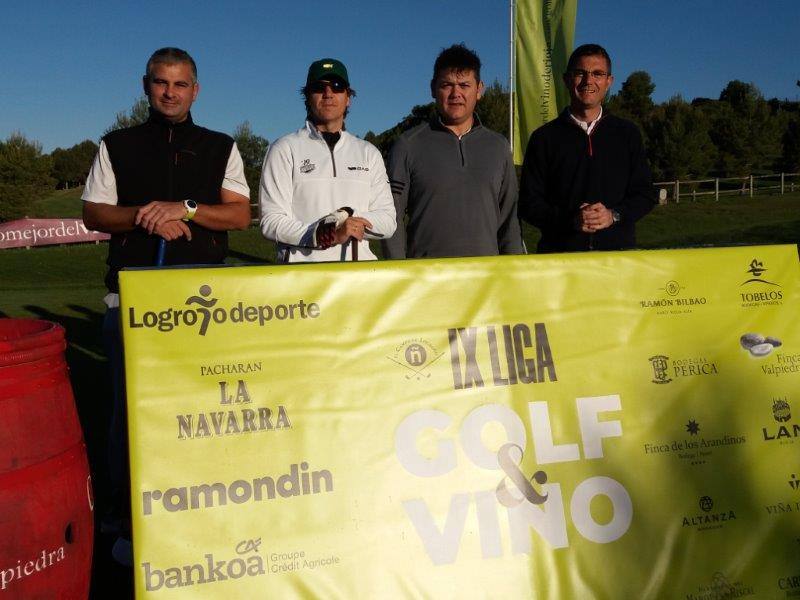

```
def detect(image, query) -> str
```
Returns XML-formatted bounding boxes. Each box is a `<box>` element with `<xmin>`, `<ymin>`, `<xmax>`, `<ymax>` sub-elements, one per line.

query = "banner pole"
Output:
<box><xmin>509</xmin><ymin>0</ymin><xmax>516</xmax><ymax>155</ymax></box>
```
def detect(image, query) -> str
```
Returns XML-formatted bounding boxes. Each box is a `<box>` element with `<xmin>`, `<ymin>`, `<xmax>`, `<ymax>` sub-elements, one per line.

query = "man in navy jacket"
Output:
<box><xmin>519</xmin><ymin>44</ymin><xmax>654</xmax><ymax>253</ymax></box>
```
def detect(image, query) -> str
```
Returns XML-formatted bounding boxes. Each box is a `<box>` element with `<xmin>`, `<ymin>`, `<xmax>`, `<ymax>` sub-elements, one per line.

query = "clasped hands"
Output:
<box><xmin>135</xmin><ymin>201</ymin><xmax>192</xmax><ymax>241</ymax></box>
<box><xmin>575</xmin><ymin>202</ymin><xmax>614</xmax><ymax>233</ymax></box>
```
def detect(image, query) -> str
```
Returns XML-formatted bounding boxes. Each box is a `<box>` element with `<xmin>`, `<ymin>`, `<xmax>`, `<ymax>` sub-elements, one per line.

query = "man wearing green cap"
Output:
<box><xmin>259</xmin><ymin>58</ymin><xmax>395</xmax><ymax>262</ymax></box>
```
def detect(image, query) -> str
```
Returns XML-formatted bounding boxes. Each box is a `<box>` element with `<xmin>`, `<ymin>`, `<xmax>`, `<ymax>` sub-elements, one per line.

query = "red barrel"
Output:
<box><xmin>0</xmin><ymin>319</ymin><xmax>94</xmax><ymax>599</ymax></box>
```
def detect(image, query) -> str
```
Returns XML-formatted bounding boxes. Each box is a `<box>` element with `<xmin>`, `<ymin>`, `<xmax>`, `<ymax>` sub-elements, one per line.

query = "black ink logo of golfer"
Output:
<box><xmin>186</xmin><ymin>285</ymin><xmax>218</xmax><ymax>336</ymax></box>
<box><xmin>741</xmin><ymin>259</ymin><xmax>779</xmax><ymax>286</ymax></box>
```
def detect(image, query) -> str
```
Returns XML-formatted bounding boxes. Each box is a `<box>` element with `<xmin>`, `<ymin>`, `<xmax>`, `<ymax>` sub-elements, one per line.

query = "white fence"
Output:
<box><xmin>653</xmin><ymin>172</ymin><xmax>800</xmax><ymax>204</ymax></box>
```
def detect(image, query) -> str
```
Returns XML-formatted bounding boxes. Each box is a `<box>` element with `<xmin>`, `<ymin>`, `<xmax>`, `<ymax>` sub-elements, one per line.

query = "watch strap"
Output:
<box><xmin>182</xmin><ymin>199</ymin><xmax>198</xmax><ymax>222</ymax></box>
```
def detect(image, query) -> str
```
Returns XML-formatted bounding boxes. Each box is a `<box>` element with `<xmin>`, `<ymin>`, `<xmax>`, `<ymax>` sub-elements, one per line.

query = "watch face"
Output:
<box><xmin>187</xmin><ymin>200</ymin><xmax>198</xmax><ymax>209</ymax></box>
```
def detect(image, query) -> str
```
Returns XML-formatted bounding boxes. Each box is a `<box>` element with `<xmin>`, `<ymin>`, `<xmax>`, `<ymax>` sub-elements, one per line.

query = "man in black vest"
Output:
<box><xmin>82</xmin><ymin>47</ymin><xmax>250</xmax><ymax>564</ymax></box>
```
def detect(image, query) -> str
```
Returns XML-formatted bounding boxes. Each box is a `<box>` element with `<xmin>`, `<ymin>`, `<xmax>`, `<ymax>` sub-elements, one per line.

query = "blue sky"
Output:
<box><xmin>2</xmin><ymin>0</ymin><xmax>798</xmax><ymax>152</ymax></box>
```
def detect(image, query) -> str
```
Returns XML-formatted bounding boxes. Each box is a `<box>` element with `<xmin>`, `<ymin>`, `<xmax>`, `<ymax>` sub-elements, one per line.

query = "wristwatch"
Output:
<box><xmin>611</xmin><ymin>209</ymin><xmax>621</xmax><ymax>224</ymax></box>
<box><xmin>182</xmin><ymin>199</ymin><xmax>198</xmax><ymax>222</ymax></box>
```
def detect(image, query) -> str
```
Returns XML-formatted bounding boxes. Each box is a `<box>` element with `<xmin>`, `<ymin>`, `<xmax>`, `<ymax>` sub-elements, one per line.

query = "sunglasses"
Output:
<box><xmin>308</xmin><ymin>79</ymin><xmax>348</xmax><ymax>94</ymax></box>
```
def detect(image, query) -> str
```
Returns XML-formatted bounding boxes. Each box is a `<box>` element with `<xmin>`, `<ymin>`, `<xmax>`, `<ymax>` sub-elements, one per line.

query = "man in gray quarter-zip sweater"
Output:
<box><xmin>382</xmin><ymin>44</ymin><xmax>524</xmax><ymax>259</ymax></box>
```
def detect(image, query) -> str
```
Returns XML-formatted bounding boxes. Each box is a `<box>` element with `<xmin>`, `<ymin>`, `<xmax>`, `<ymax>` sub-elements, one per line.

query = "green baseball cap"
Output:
<box><xmin>306</xmin><ymin>58</ymin><xmax>349</xmax><ymax>86</ymax></box>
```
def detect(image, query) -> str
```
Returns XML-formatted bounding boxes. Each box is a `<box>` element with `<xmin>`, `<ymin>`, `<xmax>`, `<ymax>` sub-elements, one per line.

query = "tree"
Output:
<box><xmin>368</xmin><ymin>102</ymin><xmax>436</xmax><ymax>157</ymax></box>
<box><xmin>476</xmin><ymin>80</ymin><xmax>509</xmax><ymax>139</ymax></box>
<box><xmin>606</xmin><ymin>71</ymin><xmax>655</xmax><ymax>145</ymax></box>
<box><xmin>619</xmin><ymin>71</ymin><xmax>655</xmax><ymax>122</ymax></box>
<box><xmin>232</xmin><ymin>121</ymin><xmax>269</xmax><ymax>206</ymax></box>
<box><xmin>104</xmin><ymin>97</ymin><xmax>150</xmax><ymax>135</ymax></box>
<box><xmin>780</xmin><ymin>117</ymin><xmax>800</xmax><ymax>172</ymax></box>
<box><xmin>0</xmin><ymin>133</ymin><xmax>53</xmax><ymax>222</ymax></box>
<box><xmin>708</xmin><ymin>81</ymin><xmax>781</xmax><ymax>175</ymax></box>
<box><xmin>50</xmin><ymin>139</ymin><xmax>98</xmax><ymax>189</ymax></box>
<box><xmin>647</xmin><ymin>96</ymin><xmax>714</xmax><ymax>180</ymax></box>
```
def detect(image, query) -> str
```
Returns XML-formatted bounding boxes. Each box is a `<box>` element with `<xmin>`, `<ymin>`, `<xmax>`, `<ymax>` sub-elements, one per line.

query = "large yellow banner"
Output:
<box><xmin>120</xmin><ymin>245</ymin><xmax>800</xmax><ymax>598</ymax></box>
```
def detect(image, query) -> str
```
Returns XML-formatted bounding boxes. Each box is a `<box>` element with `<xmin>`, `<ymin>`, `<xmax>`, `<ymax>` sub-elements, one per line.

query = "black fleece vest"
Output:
<box><xmin>102</xmin><ymin>110</ymin><xmax>234</xmax><ymax>292</ymax></box>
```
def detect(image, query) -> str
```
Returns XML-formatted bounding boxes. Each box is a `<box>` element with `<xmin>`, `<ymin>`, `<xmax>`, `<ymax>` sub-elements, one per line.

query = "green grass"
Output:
<box><xmin>636</xmin><ymin>192</ymin><xmax>800</xmax><ymax>248</ymax></box>
<box><xmin>29</xmin><ymin>186</ymin><xmax>85</xmax><ymax>218</ymax></box>
<box><xmin>3</xmin><ymin>189</ymin><xmax>799</xmax><ymax>320</ymax></box>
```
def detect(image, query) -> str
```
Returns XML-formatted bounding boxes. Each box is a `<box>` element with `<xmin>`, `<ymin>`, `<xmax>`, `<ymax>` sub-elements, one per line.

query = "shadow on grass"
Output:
<box><xmin>641</xmin><ymin>219</ymin><xmax>800</xmax><ymax>250</ymax></box>
<box><xmin>20</xmin><ymin>303</ymin><xmax>133</xmax><ymax>599</ymax></box>
<box><xmin>227</xmin><ymin>248</ymin><xmax>272</xmax><ymax>263</ymax></box>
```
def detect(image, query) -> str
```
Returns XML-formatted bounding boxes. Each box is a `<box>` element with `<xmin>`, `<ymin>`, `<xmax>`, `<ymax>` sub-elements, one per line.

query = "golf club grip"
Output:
<box><xmin>156</xmin><ymin>239</ymin><xmax>167</xmax><ymax>266</ymax></box>
<box><xmin>351</xmin><ymin>237</ymin><xmax>358</xmax><ymax>261</ymax></box>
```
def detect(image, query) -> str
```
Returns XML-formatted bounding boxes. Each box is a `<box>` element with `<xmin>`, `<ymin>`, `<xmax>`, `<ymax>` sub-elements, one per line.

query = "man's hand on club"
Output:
<box><xmin>154</xmin><ymin>220</ymin><xmax>192</xmax><ymax>241</ymax></box>
<box><xmin>136</xmin><ymin>201</ymin><xmax>188</xmax><ymax>234</ymax></box>
<box><xmin>333</xmin><ymin>216</ymin><xmax>373</xmax><ymax>244</ymax></box>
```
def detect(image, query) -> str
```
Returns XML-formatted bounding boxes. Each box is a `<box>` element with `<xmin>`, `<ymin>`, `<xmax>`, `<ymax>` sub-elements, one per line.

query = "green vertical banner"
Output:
<box><xmin>513</xmin><ymin>0</ymin><xmax>577</xmax><ymax>165</ymax></box>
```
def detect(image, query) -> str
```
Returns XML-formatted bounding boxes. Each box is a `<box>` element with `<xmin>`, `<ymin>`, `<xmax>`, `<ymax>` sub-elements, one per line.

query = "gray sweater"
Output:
<box><xmin>382</xmin><ymin>118</ymin><xmax>524</xmax><ymax>259</ymax></box>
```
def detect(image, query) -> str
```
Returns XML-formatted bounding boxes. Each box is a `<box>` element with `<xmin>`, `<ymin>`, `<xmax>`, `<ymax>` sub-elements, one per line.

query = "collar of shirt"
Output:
<box><xmin>569</xmin><ymin>106</ymin><xmax>603</xmax><ymax>135</ymax></box>
<box><xmin>434</xmin><ymin>113</ymin><xmax>483</xmax><ymax>139</ymax></box>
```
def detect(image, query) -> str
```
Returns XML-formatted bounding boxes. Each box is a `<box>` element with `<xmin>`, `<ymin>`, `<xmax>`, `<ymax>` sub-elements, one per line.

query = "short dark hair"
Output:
<box><xmin>566</xmin><ymin>44</ymin><xmax>612</xmax><ymax>74</ymax></box>
<box><xmin>145</xmin><ymin>47</ymin><xmax>197</xmax><ymax>83</ymax></box>
<box><xmin>431</xmin><ymin>44</ymin><xmax>482</xmax><ymax>89</ymax></box>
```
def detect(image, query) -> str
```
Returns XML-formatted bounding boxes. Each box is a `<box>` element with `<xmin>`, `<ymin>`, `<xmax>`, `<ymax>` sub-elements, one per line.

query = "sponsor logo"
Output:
<box><xmin>649</xmin><ymin>355</ymin><xmax>671</xmax><ymax>384</ymax></box>
<box><xmin>127</xmin><ymin>285</ymin><xmax>321</xmax><ymax>336</ymax></box>
<box><xmin>649</xmin><ymin>354</ymin><xmax>718</xmax><ymax>384</ymax></box>
<box><xmin>682</xmin><ymin>496</ymin><xmax>736</xmax><ymax>531</ymax></box>
<box><xmin>740</xmin><ymin>332</ymin><xmax>783</xmax><ymax>359</ymax></box>
<box><xmin>764</xmin><ymin>473</ymin><xmax>800</xmax><ymax>518</ymax></box>
<box><xmin>742</xmin><ymin>258</ymin><xmax>779</xmax><ymax>286</ymax></box>
<box><xmin>779</xmin><ymin>574</ymin><xmax>800</xmax><ymax>596</ymax></box>
<box><xmin>448</xmin><ymin>322</ymin><xmax>557</xmax><ymax>390</ymax></box>
<box><xmin>200</xmin><ymin>361</ymin><xmax>262</xmax><ymax>376</ymax></box>
<box><xmin>761</xmin><ymin>352</ymin><xmax>800</xmax><ymax>378</ymax></box>
<box><xmin>740</xmin><ymin>258</ymin><xmax>783</xmax><ymax>307</ymax></box>
<box><xmin>765</xmin><ymin>500</ymin><xmax>800</xmax><ymax>516</ymax></box>
<box><xmin>643</xmin><ymin>418</ymin><xmax>745</xmax><ymax>466</ymax></box>
<box><xmin>1</xmin><ymin>546</ymin><xmax>66</xmax><ymax>591</ymax></box>
<box><xmin>346</xmin><ymin>166</ymin><xmax>369</xmax><ymax>172</ymax></box>
<box><xmin>142</xmin><ymin>538</ymin><xmax>264</xmax><ymax>591</ymax></box>
<box><xmin>0</xmin><ymin>218</ymin><xmax>109</xmax><ymax>249</ymax></box>
<box><xmin>180</xmin><ymin>372</ymin><xmax>290</xmax><ymax>442</ymax></box>
<box><xmin>299</xmin><ymin>159</ymin><xmax>315</xmax><ymax>174</ymax></box>
<box><xmin>686</xmin><ymin>572</ymin><xmax>755</xmax><ymax>600</ymax></box>
<box><xmin>177</xmin><ymin>400</ymin><xmax>291</xmax><ymax>440</ymax></box>
<box><xmin>763</xmin><ymin>398</ymin><xmax>799</xmax><ymax>443</ymax></box>
<box><xmin>774</xmin><ymin>398</ymin><xmax>792</xmax><ymax>422</ymax></box>
<box><xmin>664</xmin><ymin>280</ymin><xmax>683</xmax><ymax>296</ymax></box>
<box><xmin>141</xmin><ymin>461</ymin><xmax>334</xmax><ymax>516</ymax></box>
<box><xmin>387</xmin><ymin>339</ymin><xmax>444</xmax><ymax>380</ymax></box>
<box><xmin>638</xmin><ymin>280</ymin><xmax>707</xmax><ymax>314</ymax></box>
<box><xmin>268</xmin><ymin>550</ymin><xmax>341</xmax><ymax>574</ymax></box>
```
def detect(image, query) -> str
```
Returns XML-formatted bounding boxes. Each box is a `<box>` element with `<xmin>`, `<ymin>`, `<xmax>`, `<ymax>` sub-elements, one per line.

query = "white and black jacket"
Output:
<box><xmin>259</xmin><ymin>121</ymin><xmax>396</xmax><ymax>262</ymax></box>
